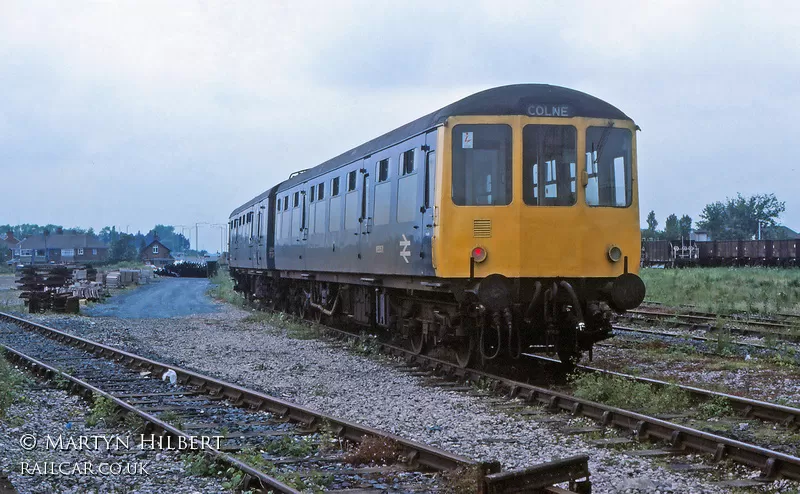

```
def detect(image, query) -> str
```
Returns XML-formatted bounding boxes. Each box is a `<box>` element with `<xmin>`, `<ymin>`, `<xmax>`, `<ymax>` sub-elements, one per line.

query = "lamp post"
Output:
<box><xmin>210</xmin><ymin>224</ymin><xmax>227</xmax><ymax>255</ymax></box>
<box><xmin>194</xmin><ymin>222</ymin><xmax>209</xmax><ymax>252</ymax></box>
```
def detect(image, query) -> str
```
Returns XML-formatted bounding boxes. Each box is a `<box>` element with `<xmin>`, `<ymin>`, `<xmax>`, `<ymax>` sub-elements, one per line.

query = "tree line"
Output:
<box><xmin>643</xmin><ymin>193</ymin><xmax>788</xmax><ymax>241</ymax></box>
<box><xmin>1</xmin><ymin>224</ymin><xmax>197</xmax><ymax>263</ymax></box>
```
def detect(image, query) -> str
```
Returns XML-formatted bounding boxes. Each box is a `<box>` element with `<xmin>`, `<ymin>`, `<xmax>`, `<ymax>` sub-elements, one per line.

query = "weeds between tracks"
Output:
<box><xmin>0</xmin><ymin>350</ymin><xmax>25</xmax><ymax>417</ymax></box>
<box><xmin>569</xmin><ymin>373</ymin><xmax>690</xmax><ymax>415</ymax></box>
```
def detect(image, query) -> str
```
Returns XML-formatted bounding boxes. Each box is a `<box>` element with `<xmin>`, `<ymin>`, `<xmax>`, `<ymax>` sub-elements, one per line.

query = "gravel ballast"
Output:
<box><xmin>20</xmin><ymin>306</ymin><xmax>792</xmax><ymax>494</ymax></box>
<box><xmin>0</xmin><ymin>367</ymin><xmax>227</xmax><ymax>494</ymax></box>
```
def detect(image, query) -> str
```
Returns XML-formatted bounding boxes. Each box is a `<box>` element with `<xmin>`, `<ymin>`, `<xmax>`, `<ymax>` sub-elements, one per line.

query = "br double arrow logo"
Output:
<box><xmin>399</xmin><ymin>234</ymin><xmax>411</xmax><ymax>263</ymax></box>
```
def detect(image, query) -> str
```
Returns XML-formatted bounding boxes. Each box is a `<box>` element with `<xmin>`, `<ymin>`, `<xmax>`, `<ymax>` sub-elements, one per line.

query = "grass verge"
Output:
<box><xmin>207</xmin><ymin>271</ymin><xmax>244</xmax><ymax>306</ymax></box>
<box><xmin>641</xmin><ymin>267</ymin><xmax>800</xmax><ymax>315</ymax></box>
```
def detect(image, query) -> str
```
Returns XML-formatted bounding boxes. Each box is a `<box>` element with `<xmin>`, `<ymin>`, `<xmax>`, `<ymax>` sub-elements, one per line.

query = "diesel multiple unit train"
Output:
<box><xmin>228</xmin><ymin>84</ymin><xmax>646</xmax><ymax>366</ymax></box>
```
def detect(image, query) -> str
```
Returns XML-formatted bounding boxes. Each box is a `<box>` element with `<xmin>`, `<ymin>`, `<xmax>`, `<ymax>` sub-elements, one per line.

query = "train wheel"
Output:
<box><xmin>408</xmin><ymin>321</ymin><xmax>425</xmax><ymax>355</ymax></box>
<box><xmin>298</xmin><ymin>298</ymin><xmax>309</xmax><ymax>320</ymax></box>
<box><xmin>557</xmin><ymin>318</ymin><xmax>581</xmax><ymax>367</ymax></box>
<box><xmin>455</xmin><ymin>332</ymin><xmax>475</xmax><ymax>368</ymax></box>
<box><xmin>557</xmin><ymin>349</ymin><xmax>580</xmax><ymax>367</ymax></box>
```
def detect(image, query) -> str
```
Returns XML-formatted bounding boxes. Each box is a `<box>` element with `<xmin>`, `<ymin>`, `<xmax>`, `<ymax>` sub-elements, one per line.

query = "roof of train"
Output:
<box><xmin>230</xmin><ymin>84</ymin><xmax>632</xmax><ymax>217</ymax></box>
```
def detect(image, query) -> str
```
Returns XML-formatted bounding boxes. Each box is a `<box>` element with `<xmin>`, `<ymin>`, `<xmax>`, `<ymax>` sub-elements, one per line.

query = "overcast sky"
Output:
<box><xmin>1</xmin><ymin>1</ymin><xmax>798</xmax><ymax>251</ymax></box>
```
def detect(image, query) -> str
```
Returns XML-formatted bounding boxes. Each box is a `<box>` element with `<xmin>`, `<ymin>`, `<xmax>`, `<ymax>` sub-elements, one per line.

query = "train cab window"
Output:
<box><xmin>585</xmin><ymin>127</ymin><xmax>633</xmax><ymax>207</ymax></box>
<box><xmin>347</xmin><ymin>171</ymin><xmax>357</xmax><ymax>191</ymax></box>
<box><xmin>451</xmin><ymin>124</ymin><xmax>512</xmax><ymax>206</ymax></box>
<box><xmin>318</xmin><ymin>182</ymin><xmax>325</xmax><ymax>201</ymax></box>
<box><xmin>284</xmin><ymin>196</ymin><xmax>289</xmax><ymax>210</ymax></box>
<box><xmin>310</xmin><ymin>185</ymin><xmax>316</xmax><ymax>203</ymax></box>
<box><xmin>400</xmin><ymin>149</ymin><xmax>415</xmax><ymax>176</ymax></box>
<box><xmin>293</xmin><ymin>192</ymin><xmax>299</xmax><ymax>208</ymax></box>
<box><xmin>424</xmin><ymin>151</ymin><xmax>436</xmax><ymax>209</ymax></box>
<box><xmin>331</xmin><ymin>177</ymin><xmax>340</xmax><ymax>196</ymax></box>
<box><xmin>377</xmin><ymin>159</ymin><xmax>389</xmax><ymax>182</ymax></box>
<box><xmin>277</xmin><ymin>200</ymin><xmax>282</xmax><ymax>212</ymax></box>
<box><xmin>523</xmin><ymin>125</ymin><xmax>576</xmax><ymax>206</ymax></box>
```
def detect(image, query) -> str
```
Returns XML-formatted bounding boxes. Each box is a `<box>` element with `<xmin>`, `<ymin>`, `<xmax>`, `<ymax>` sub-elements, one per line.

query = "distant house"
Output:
<box><xmin>690</xmin><ymin>229</ymin><xmax>710</xmax><ymax>242</ymax></box>
<box><xmin>15</xmin><ymin>230</ymin><xmax>109</xmax><ymax>264</ymax></box>
<box><xmin>769</xmin><ymin>225</ymin><xmax>800</xmax><ymax>240</ymax></box>
<box><xmin>2</xmin><ymin>231</ymin><xmax>19</xmax><ymax>260</ymax></box>
<box><xmin>140</xmin><ymin>238</ymin><xmax>172</xmax><ymax>267</ymax></box>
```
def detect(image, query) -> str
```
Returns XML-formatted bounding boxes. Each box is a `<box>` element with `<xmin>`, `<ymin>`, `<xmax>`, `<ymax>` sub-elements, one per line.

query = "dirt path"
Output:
<box><xmin>86</xmin><ymin>278</ymin><xmax>219</xmax><ymax>318</ymax></box>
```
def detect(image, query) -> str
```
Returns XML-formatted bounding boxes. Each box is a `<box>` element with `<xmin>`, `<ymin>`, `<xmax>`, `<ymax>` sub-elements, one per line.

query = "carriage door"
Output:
<box><xmin>300</xmin><ymin>190</ymin><xmax>309</xmax><ymax>268</ymax></box>
<box><xmin>256</xmin><ymin>204</ymin><xmax>264</xmax><ymax>266</ymax></box>
<box><xmin>419</xmin><ymin>131</ymin><xmax>437</xmax><ymax>274</ymax></box>
<box><xmin>357</xmin><ymin>164</ymin><xmax>371</xmax><ymax>260</ymax></box>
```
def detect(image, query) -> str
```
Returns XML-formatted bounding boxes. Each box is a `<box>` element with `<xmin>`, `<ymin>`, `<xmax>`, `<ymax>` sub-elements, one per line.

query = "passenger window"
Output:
<box><xmin>375</xmin><ymin>182</ymin><xmax>391</xmax><ymax>225</ymax></box>
<box><xmin>523</xmin><ymin>125</ymin><xmax>576</xmax><ymax>206</ymax></box>
<box><xmin>397</xmin><ymin>175</ymin><xmax>417</xmax><ymax>223</ymax></box>
<box><xmin>345</xmin><ymin>190</ymin><xmax>359</xmax><ymax>230</ymax></box>
<box><xmin>451</xmin><ymin>124</ymin><xmax>512</xmax><ymax>206</ymax></box>
<box><xmin>377</xmin><ymin>159</ymin><xmax>389</xmax><ymax>182</ymax></box>
<box><xmin>277</xmin><ymin>199</ymin><xmax>282</xmax><ymax>212</ymax></box>
<box><xmin>332</xmin><ymin>177</ymin><xmax>340</xmax><ymax>196</ymax></box>
<box><xmin>310</xmin><ymin>185</ymin><xmax>316</xmax><ymax>203</ymax></box>
<box><xmin>318</xmin><ymin>182</ymin><xmax>325</xmax><ymax>201</ymax></box>
<box><xmin>347</xmin><ymin>171</ymin><xmax>357</xmax><ymax>191</ymax></box>
<box><xmin>400</xmin><ymin>149</ymin><xmax>415</xmax><ymax>175</ymax></box>
<box><xmin>329</xmin><ymin>195</ymin><xmax>342</xmax><ymax>232</ymax></box>
<box><xmin>284</xmin><ymin>196</ymin><xmax>288</xmax><ymax>210</ymax></box>
<box><xmin>293</xmin><ymin>192</ymin><xmax>299</xmax><ymax>208</ymax></box>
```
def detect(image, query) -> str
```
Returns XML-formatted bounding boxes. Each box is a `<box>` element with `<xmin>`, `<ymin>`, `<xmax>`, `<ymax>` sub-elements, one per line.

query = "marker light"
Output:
<box><xmin>472</xmin><ymin>246</ymin><xmax>488</xmax><ymax>263</ymax></box>
<box><xmin>608</xmin><ymin>245</ymin><xmax>622</xmax><ymax>262</ymax></box>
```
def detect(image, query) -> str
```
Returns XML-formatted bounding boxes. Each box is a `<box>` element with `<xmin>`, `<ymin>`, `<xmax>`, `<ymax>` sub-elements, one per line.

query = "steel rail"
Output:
<box><xmin>318</xmin><ymin>328</ymin><xmax>800</xmax><ymax>480</ymax></box>
<box><xmin>612</xmin><ymin>324</ymin><xmax>774</xmax><ymax>350</ymax></box>
<box><xmin>0</xmin><ymin>311</ymin><xmax>471</xmax><ymax>473</ymax></box>
<box><xmin>642</xmin><ymin>302</ymin><xmax>800</xmax><ymax>325</ymax></box>
<box><xmin>525</xmin><ymin>353</ymin><xmax>800</xmax><ymax>427</ymax></box>
<box><xmin>0</xmin><ymin>342</ymin><xmax>299</xmax><ymax>494</ymax></box>
<box><xmin>0</xmin><ymin>311</ymin><xmax>593</xmax><ymax>493</ymax></box>
<box><xmin>627</xmin><ymin>309</ymin><xmax>799</xmax><ymax>335</ymax></box>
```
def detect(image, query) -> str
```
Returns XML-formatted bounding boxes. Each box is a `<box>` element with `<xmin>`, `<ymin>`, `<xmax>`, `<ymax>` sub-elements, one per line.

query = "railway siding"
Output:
<box><xmin>8</xmin><ymin>308</ymin><xmax>747</xmax><ymax>493</ymax></box>
<box><xmin>0</xmin><ymin>312</ymin><xmax>591</xmax><ymax>493</ymax></box>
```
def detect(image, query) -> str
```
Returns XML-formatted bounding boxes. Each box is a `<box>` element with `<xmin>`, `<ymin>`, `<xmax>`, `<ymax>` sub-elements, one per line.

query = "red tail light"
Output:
<box><xmin>472</xmin><ymin>246</ymin><xmax>487</xmax><ymax>262</ymax></box>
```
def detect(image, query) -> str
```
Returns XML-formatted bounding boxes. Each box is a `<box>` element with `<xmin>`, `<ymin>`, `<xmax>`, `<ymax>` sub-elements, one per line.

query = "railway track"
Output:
<box><xmin>644</xmin><ymin>302</ymin><xmax>800</xmax><ymax>324</ymax></box>
<box><xmin>524</xmin><ymin>354</ymin><xmax>800</xmax><ymax>428</ymax></box>
<box><xmin>309</xmin><ymin>321</ymin><xmax>800</xmax><ymax>483</ymax></box>
<box><xmin>624</xmin><ymin>306</ymin><xmax>800</xmax><ymax>341</ymax></box>
<box><xmin>610</xmin><ymin>324</ymin><xmax>776</xmax><ymax>352</ymax></box>
<box><xmin>0</xmin><ymin>311</ymin><xmax>589</xmax><ymax>494</ymax></box>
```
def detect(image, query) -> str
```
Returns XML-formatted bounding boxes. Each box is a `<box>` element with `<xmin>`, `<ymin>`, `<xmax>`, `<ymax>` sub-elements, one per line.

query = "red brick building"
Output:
<box><xmin>140</xmin><ymin>238</ymin><xmax>173</xmax><ymax>267</ymax></box>
<box><xmin>15</xmin><ymin>231</ymin><xmax>109</xmax><ymax>264</ymax></box>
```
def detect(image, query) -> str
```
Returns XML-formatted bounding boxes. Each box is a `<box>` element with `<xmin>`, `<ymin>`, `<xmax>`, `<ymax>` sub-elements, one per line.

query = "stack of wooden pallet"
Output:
<box><xmin>16</xmin><ymin>265</ymin><xmax>77</xmax><ymax>313</ymax></box>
